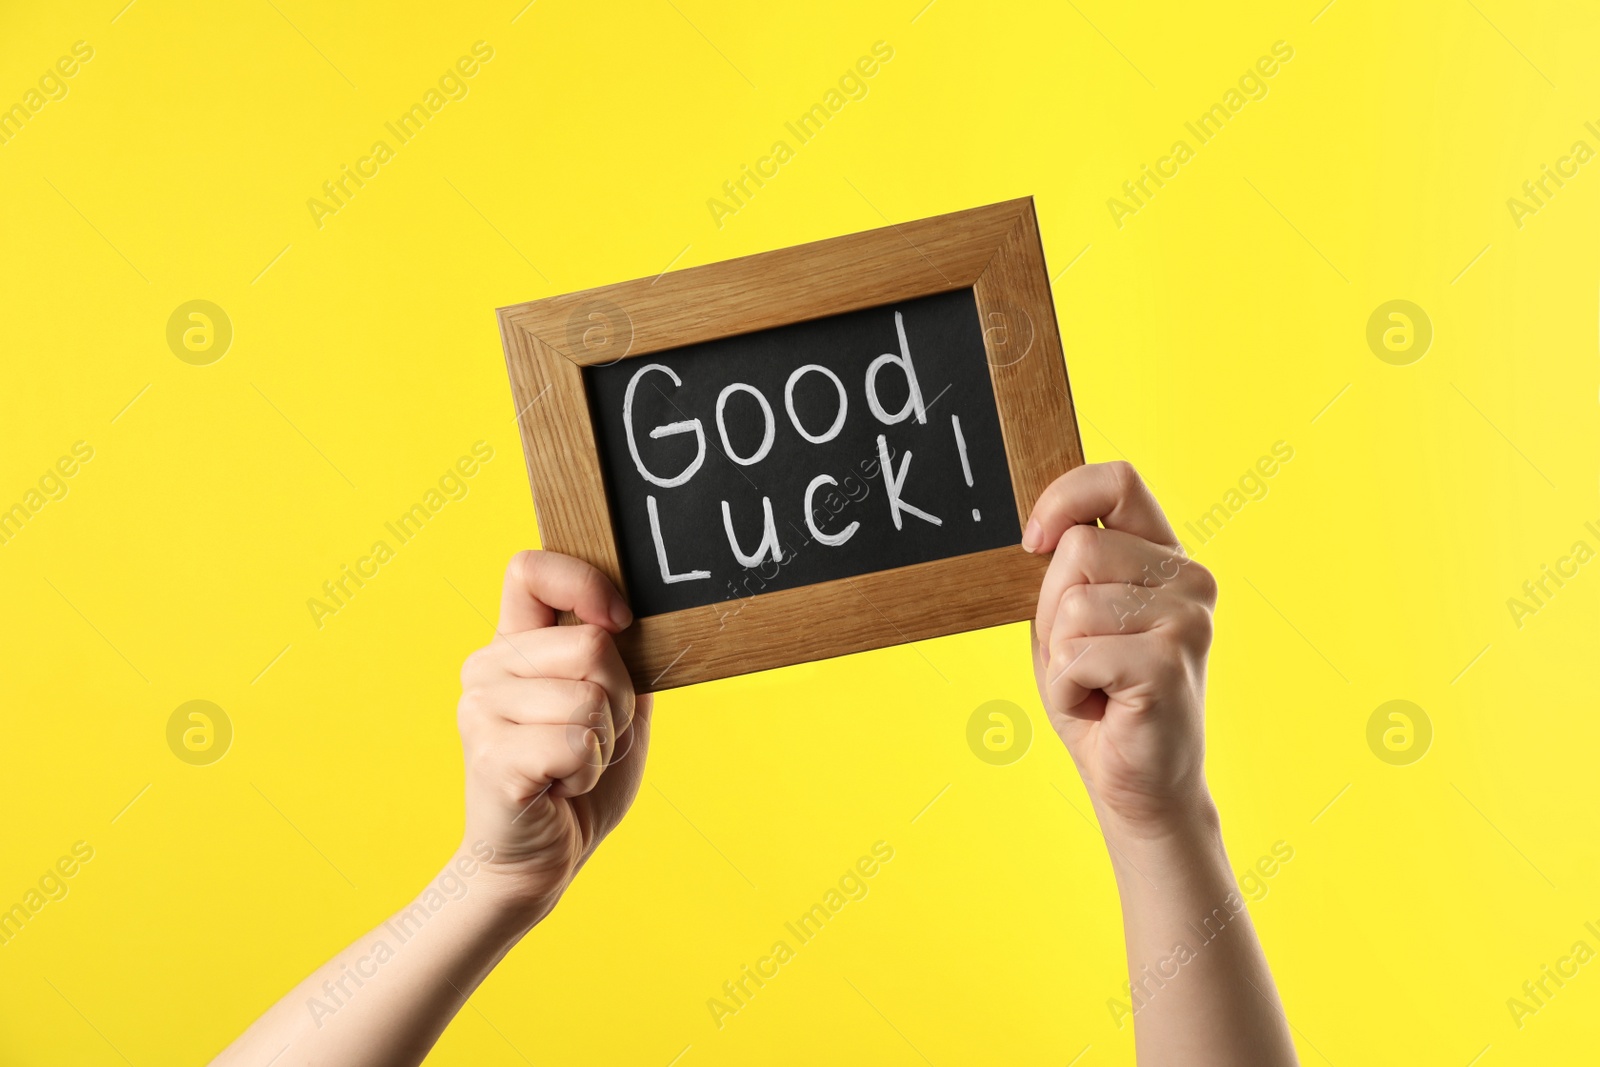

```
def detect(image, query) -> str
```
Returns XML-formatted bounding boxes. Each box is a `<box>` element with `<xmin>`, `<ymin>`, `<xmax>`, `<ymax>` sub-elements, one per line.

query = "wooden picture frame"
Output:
<box><xmin>497</xmin><ymin>197</ymin><xmax>1083</xmax><ymax>692</ymax></box>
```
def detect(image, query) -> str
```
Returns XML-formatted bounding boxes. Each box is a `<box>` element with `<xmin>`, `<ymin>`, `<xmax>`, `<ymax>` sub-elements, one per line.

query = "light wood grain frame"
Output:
<box><xmin>497</xmin><ymin>197</ymin><xmax>1083</xmax><ymax>692</ymax></box>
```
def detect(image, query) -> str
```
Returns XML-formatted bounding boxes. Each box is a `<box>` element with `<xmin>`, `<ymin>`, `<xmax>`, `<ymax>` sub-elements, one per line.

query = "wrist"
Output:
<box><xmin>440</xmin><ymin>842</ymin><xmax>561</xmax><ymax>938</ymax></box>
<box><xmin>1094</xmin><ymin>789</ymin><xmax>1227</xmax><ymax>887</ymax></box>
<box><xmin>1097</xmin><ymin>787</ymin><xmax>1219</xmax><ymax>842</ymax></box>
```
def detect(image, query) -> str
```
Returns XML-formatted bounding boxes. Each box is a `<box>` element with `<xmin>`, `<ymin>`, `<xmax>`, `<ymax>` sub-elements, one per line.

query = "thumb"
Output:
<box><xmin>498</xmin><ymin>550</ymin><xmax>633</xmax><ymax>634</ymax></box>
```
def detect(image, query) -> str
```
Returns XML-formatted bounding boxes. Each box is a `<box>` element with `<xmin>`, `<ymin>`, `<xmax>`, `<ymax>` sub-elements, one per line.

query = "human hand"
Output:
<box><xmin>456</xmin><ymin>550</ymin><xmax>652</xmax><ymax>922</ymax></box>
<box><xmin>1025</xmin><ymin>462</ymin><xmax>1218</xmax><ymax>836</ymax></box>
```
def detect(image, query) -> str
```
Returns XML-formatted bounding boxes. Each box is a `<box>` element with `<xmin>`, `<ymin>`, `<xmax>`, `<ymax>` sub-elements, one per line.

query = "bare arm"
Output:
<box><xmin>1026</xmin><ymin>461</ymin><xmax>1298</xmax><ymax>1066</ymax></box>
<box><xmin>210</xmin><ymin>851</ymin><xmax>538</xmax><ymax>1065</ymax></box>
<box><xmin>213</xmin><ymin>551</ymin><xmax>651</xmax><ymax>1067</ymax></box>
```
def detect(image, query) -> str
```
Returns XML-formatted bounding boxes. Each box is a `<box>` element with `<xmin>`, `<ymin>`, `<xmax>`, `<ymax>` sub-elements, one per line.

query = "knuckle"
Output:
<box><xmin>467</xmin><ymin>737</ymin><xmax>500</xmax><ymax>780</ymax></box>
<box><xmin>457</xmin><ymin>687</ymin><xmax>490</xmax><ymax>724</ymax></box>
<box><xmin>1059</xmin><ymin>523</ymin><xmax>1098</xmax><ymax>568</ymax></box>
<box><xmin>508</xmin><ymin>548</ymin><xmax>538</xmax><ymax>583</ymax></box>
<box><xmin>460</xmin><ymin>647</ymin><xmax>494</xmax><ymax>686</ymax></box>
<box><xmin>1059</xmin><ymin>584</ymin><xmax>1093</xmax><ymax>630</ymax></box>
<box><xmin>1187</xmin><ymin>561</ymin><xmax>1219</xmax><ymax>605</ymax></box>
<box><xmin>1107</xmin><ymin>460</ymin><xmax>1142</xmax><ymax>494</ymax></box>
<box><xmin>1154</xmin><ymin>598</ymin><xmax>1212</xmax><ymax>651</ymax></box>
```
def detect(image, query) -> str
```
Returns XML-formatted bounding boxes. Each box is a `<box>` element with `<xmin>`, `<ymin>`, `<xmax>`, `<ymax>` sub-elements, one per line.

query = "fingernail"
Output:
<box><xmin>1022</xmin><ymin>518</ymin><xmax>1042</xmax><ymax>553</ymax></box>
<box><xmin>610</xmin><ymin>599</ymin><xmax>633</xmax><ymax>629</ymax></box>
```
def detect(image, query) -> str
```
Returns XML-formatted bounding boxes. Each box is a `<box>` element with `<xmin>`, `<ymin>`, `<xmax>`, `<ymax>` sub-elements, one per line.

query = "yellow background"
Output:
<box><xmin>3</xmin><ymin>0</ymin><xmax>1597</xmax><ymax>1063</ymax></box>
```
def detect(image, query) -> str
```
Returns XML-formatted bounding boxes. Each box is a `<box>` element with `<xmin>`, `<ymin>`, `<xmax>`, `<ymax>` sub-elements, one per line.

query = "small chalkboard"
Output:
<box><xmin>584</xmin><ymin>288</ymin><xmax>1019</xmax><ymax>617</ymax></box>
<box><xmin>499</xmin><ymin>198</ymin><xmax>1083</xmax><ymax>691</ymax></box>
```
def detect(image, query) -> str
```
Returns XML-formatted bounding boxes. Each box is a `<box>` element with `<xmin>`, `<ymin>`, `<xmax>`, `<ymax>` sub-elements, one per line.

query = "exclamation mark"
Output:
<box><xmin>952</xmin><ymin>414</ymin><xmax>978</xmax><ymax>521</ymax></box>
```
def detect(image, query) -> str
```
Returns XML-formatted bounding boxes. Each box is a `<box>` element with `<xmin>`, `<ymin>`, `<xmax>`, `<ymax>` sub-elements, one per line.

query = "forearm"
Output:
<box><xmin>212</xmin><ymin>845</ymin><xmax>538</xmax><ymax>1067</ymax></box>
<box><xmin>1100</xmin><ymin>796</ymin><xmax>1298</xmax><ymax>1067</ymax></box>
<box><xmin>212</xmin><ymin>551</ymin><xmax>651</xmax><ymax>1065</ymax></box>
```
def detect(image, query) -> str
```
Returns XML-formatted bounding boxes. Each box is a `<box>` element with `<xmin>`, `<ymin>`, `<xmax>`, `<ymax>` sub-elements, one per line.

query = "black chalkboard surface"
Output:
<box><xmin>584</xmin><ymin>288</ymin><xmax>1020</xmax><ymax>617</ymax></box>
